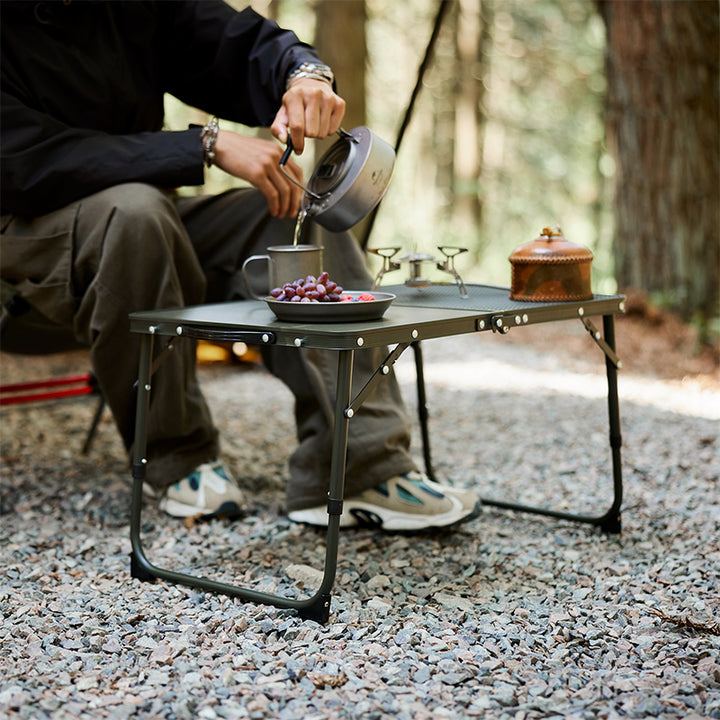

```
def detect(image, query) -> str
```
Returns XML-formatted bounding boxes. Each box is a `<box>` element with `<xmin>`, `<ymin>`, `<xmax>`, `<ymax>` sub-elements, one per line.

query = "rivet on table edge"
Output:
<box><xmin>619</xmin><ymin>300</ymin><xmax>626</xmax><ymax>313</ymax></box>
<box><xmin>261</xmin><ymin>333</ymin><xmax>270</xmax><ymax>343</ymax></box>
<box><xmin>176</xmin><ymin>325</ymin><xmax>183</xmax><ymax>335</ymax></box>
<box><xmin>478</xmin><ymin>320</ymin><xmax>486</xmax><ymax>330</ymax></box>
<box><xmin>411</xmin><ymin>329</ymin><xmax>419</xmax><ymax>339</ymax></box>
<box><xmin>294</xmin><ymin>338</ymin><xmax>303</xmax><ymax>347</ymax></box>
<box><xmin>595</xmin><ymin>331</ymin><xmax>601</xmax><ymax>340</ymax></box>
<box><xmin>495</xmin><ymin>318</ymin><xmax>503</xmax><ymax>327</ymax></box>
<box><xmin>345</xmin><ymin>408</ymin><xmax>354</xmax><ymax>418</ymax></box>
<box><xmin>617</xmin><ymin>360</ymin><xmax>624</xmax><ymax>369</ymax></box>
<box><xmin>144</xmin><ymin>384</ymin><xmax>151</xmax><ymax>392</ymax></box>
<box><xmin>522</xmin><ymin>314</ymin><xmax>529</xmax><ymax>324</ymax></box>
<box><xmin>141</xmin><ymin>458</ymin><xmax>147</xmax><ymax>465</ymax></box>
<box><xmin>515</xmin><ymin>315</ymin><xmax>522</xmax><ymax>325</ymax></box>
<box><xmin>381</xmin><ymin>365</ymin><xmax>390</xmax><ymax>375</ymax></box>
<box><xmin>356</xmin><ymin>337</ymin><xmax>364</xmax><ymax>347</ymax></box>
<box><xmin>148</xmin><ymin>325</ymin><xmax>157</xmax><ymax>334</ymax></box>
<box><xmin>578</xmin><ymin>307</ymin><xmax>585</xmax><ymax>317</ymax></box>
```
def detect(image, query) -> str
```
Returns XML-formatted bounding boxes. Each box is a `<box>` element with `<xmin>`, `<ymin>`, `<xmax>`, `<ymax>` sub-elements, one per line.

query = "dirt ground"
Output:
<box><xmin>501</xmin><ymin>292</ymin><xmax>720</xmax><ymax>392</ymax></box>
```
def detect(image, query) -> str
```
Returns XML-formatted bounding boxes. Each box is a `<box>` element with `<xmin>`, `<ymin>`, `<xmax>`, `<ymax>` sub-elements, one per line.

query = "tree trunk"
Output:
<box><xmin>313</xmin><ymin>1</ymin><xmax>367</xmax><ymax>238</ymax></box>
<box><xmin>432</xmin><ymin>2</ymin><xmax>458</xmax><ymax>227</ymax></box>
<box><xmin>599</xmin><ymin>0</ymin><xmax>719</xmax><ymax>328</ymax></box>
<box><xmin>313</xmin><ymin>0</ymin><xmax>367</xmax><ymax>145</ymax></box>
<box><xmin>451</xmin><ymin>0</ymin><xmax>488</xmax><ymax>253</ymax></box>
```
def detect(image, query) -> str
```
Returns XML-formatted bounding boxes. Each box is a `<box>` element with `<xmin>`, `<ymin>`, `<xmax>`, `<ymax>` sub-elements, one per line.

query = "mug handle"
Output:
<box><xmin>241</xmin><ymin>254</ymin><xmax>270</xmax><ymax>300</ymax></box>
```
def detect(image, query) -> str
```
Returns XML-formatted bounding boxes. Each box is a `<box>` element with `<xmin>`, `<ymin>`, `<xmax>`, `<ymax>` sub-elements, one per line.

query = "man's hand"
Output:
<box><xmin>270</xmin><ymin>78</ymin><xmax>346</xmax><ymax>155</ymax></box>
<box><xmin>213</xmin><ymin>132</ymin><xmax>304</xmax><ymax>218</ymax></box>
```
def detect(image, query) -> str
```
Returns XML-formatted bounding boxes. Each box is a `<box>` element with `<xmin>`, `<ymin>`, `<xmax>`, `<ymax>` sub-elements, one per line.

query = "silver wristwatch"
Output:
<box><xmin>286</xmin><ymin>62</ymin><xmax>334</xmax><ymax>90</ymax></box>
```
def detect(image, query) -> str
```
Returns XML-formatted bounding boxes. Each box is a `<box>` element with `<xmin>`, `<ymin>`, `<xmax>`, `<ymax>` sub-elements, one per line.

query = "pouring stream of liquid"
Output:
<box><xmin>293</xmin><ymin>206</ymin><xmax>310</xmax><ymax>246</ymax></box>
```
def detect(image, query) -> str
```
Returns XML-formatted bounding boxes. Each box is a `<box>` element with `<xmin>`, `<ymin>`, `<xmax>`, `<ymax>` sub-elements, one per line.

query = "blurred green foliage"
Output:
<box><xmin>164</xmin><ymin>0</ymin><xmax>614</xmax><ymax>292</ymax></box>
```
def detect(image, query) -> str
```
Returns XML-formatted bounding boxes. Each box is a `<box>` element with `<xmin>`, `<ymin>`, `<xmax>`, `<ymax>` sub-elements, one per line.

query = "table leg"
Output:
<box><xmin>412</xmin><ymin>342</ymin><xmax>435</xmax><ymax>482</ymax></box>
<box><xmin>413</xmin><ymin>317</ymin><xmax>624</xmax><ymax>533</ymax></box>
<box><xmin>129</xmin><ymin>332</ymin><xmax>153</xmax><ymax>581</ymax></box>
<box><xmin>601</xmin><ymin>314</ymin><xmax>623</xmax><ymax>533</ymax></box>
<box><xmin>128</xmin><ymin>339</ymin><xmax>356</xmax><ymax>623</ymax></box>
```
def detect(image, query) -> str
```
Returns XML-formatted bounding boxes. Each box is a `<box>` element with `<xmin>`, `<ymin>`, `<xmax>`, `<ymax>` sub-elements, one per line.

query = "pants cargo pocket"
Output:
<box><xmin>1</xmin><ymin>206</ymin><xmax>79</xmax><ymax>328</ymax></box>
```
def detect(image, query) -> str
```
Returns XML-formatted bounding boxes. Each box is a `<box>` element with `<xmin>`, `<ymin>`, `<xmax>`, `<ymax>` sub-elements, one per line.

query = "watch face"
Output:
<box><xmin>305</xmin><ymin>62</ymin><xmax>331</xmax><ymax>74</ymax></box>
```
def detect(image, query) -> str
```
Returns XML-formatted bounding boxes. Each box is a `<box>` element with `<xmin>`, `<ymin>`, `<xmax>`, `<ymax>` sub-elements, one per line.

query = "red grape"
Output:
<box><xmin>269</xmin><ymin>272</ymin><xmax>370</xmax><ymax>303</ymax></box>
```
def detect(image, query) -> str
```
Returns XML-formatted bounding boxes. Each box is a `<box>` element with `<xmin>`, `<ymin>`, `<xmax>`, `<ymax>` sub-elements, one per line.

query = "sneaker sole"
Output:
<box><xmin>347</xmin><ymin>496</ymin><xmax>480</xmax><ymax>531</ymax></box>
<box><xmin>287</xmin><ymin>506</ymin><xmax>360</xmax><ymax>528</ymax></box>
<box><xmin>159</xmin><ymin>498</ymin><xmax>243</xmax><ymax>519</ymax></box>
<box><xmin>288</xmin><ymin>498</ymin><xmax>481</xmax><ymax>531</ymax></box>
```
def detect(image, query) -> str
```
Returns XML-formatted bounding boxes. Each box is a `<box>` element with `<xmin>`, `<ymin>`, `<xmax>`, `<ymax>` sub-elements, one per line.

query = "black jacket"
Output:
<box><xmin>0</xmin><ymin>0</ymin><xmax>320</xmax><ymax>215</ymax></box>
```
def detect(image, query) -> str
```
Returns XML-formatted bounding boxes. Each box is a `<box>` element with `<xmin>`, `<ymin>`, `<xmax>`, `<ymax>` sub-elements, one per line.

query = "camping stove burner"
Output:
<box><xmin>369</xmin><ymin>246</ymin><xmax>469</xmax><ymax>297</ymax></box>
<box><xmin>401</xmin><ymin>252</ymin><xmax>436</xmax><ymax>288</ymax></box>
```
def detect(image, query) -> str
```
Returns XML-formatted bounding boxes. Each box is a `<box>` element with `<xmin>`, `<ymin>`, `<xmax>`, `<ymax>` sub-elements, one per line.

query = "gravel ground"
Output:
<box><xmin>1</xmin><ymin>319</ymin><xmax>718</xmax><ymax>720</ymax></box>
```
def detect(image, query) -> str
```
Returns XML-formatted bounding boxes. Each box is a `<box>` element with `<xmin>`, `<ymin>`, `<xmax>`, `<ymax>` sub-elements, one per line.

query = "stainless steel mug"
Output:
<box><xmin>241</xmin><ymin>244</ymin><xmax>324</xmax><ymax>299</ymax></box>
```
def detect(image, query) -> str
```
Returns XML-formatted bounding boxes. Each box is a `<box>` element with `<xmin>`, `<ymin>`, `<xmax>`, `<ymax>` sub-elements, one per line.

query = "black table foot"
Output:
<box><xmin>297</xmin><ymin>593</ymin><xmax>332</xmax><ymax>624</ymax></box>
<box><xmin>130</xmin><ymin>552</ymin><xmax>157</xmax><ymax>583</ymax></box>
<box><xmin>599</xmin><ymin>512</ymin><xmax>622</xmax><ymax>534</ymax></box>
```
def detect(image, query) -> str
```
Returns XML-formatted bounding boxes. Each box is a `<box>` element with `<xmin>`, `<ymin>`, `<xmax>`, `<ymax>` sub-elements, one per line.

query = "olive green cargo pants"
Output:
<box><xmin>1</xmin><ymin>184</ymin><xmax>416</xmax><ymax>511</ymax></box>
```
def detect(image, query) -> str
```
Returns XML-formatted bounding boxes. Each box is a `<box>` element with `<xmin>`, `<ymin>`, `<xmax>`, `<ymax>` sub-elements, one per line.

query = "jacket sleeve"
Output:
<box><xmin>0</xmin><ymin>1</ymin><xmax>323</xmax><ymax>216</ymax></box>
<box><xmin>156</xmin><ymin>2</ymin><xmax>322</xmax><ymax>126</ymax></box>
<box><xmin>0</xmin><ymin>91</ymin><xmax>205</xmax><ymax>217</ymax></box>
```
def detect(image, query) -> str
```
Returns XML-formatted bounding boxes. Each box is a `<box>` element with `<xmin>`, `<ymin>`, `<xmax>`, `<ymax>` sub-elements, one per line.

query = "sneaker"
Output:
<box><xmin>288</xmin><ymin>471</ymin><xmax>480</xmax><ymax>531</ymax></box>
<box><xmin>149</xmin><ymin>461</ymin><xmax>245</xmax><ymax>518</ymax></box>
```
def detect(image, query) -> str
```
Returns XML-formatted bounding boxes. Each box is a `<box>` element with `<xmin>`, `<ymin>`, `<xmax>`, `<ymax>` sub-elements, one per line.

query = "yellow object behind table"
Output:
<box><xmin>196</xmin><ymin>340</ymin><xmax>262</xmax><ymax>365</ymax></box>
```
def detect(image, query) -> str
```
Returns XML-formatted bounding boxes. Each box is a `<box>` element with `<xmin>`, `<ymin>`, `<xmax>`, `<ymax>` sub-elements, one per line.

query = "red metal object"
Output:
<box><xmin>0</xmin><ymin>373</ymin><xmax>96</xmax><ymax>405</ymax></box>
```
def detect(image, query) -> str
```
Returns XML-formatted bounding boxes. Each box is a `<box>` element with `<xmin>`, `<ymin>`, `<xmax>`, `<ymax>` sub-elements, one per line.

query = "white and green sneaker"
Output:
<box><xmin>150</xmin><ymin>461</ymin><xmax>245</xmax><ymax>518</ymax></box>
<box><xmin>288</xmin><ymin>471</ymin><xmax>480</xmax><ymax>531</ymax></box>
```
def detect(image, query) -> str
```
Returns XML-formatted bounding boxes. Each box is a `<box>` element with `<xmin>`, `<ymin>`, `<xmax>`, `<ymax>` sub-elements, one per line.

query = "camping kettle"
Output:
<box><xmin>279</xmin><ymin>126</ymin><xmax>395</xmax><ymax>232</ymax></box>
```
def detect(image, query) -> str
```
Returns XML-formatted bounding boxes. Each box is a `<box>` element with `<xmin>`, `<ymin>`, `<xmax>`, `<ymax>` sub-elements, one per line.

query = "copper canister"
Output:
<box><xmin>509</xmin><ymin>226</ymin><xmax>593</xmax><ymax>301</ymax></box>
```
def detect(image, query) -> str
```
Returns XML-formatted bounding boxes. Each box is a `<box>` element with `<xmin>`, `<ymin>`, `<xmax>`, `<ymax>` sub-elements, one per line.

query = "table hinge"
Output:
<box><xmin>488</xmin><ymin>313</ymin><xmax>531</xmax><ymax>334</ymax></box>
<box><xmin>581</xmin><ymin>317</ymin><xmax>621</xmax><ymax>368</ymax></box>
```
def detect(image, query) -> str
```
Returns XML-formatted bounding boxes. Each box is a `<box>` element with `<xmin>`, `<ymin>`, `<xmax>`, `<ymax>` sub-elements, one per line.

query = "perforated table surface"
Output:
<box><xmin>129</xmin><ymin>282</ymin><xmax>625</xmax><ymax>350</ymax></box>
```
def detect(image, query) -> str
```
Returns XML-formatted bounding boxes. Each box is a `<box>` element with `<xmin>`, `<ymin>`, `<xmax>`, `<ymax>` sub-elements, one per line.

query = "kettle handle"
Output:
<box><xmin>278</xmin><ymin>129</ymin><xmax>359</xmax><ymax>200</ymax></box>
<box><xmin>279</xmin><ymin>138</ymin><xmax>294</xmax><ymax>167</ymax></box>
<box><xmin>278</xmin><ymin>137</ymin><xmax>322</xmax><ymax>201</ymax></box>
<box><xmin>279</xmin><ymin>129</ymin><xmax>356</xmax><ymax>167</ymax></box>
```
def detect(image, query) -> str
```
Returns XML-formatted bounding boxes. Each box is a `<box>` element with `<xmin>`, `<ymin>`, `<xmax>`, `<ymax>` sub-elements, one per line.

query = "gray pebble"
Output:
<box><xmin>1</xmin><ymin>332</ymin><xmax>718</xmax><ymax>719</ymax></box>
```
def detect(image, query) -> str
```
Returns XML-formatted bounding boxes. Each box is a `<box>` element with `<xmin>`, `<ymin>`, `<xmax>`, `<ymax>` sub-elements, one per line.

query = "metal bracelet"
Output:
<box><xmin>201</xmin><ymin>116</ymin><xmax>219</xmax><ymax>168</ymax></box>
<box><xmin>286</xmin><ymin>62</ymin><xmax>334</xmax><ymax>91</ymax></box>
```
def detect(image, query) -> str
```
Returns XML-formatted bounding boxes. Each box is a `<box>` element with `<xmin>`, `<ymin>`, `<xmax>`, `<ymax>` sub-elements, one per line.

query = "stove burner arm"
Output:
<box><xmin>436</xmin><ymin>246</ymin><xmax>469</xmax><ymax>297</ymax></box>
<box><xmin>368</xmin><ymin>246</ymin><xmax>402</xmax><ymax>290</ymax></box>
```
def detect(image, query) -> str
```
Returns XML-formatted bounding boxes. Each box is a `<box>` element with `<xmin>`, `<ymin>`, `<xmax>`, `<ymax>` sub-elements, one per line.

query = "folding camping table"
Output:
<box><xmin>128</xmin><ymin>283</ymin><xmax>625</xmax><ymax>622</ymax></box>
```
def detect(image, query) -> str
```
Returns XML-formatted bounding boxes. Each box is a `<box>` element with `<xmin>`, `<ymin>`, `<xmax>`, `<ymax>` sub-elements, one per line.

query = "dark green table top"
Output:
<box><xmin>129</xmin><ymin>283</ymin><xmax>625</xmax><ymax>351</ymax></box>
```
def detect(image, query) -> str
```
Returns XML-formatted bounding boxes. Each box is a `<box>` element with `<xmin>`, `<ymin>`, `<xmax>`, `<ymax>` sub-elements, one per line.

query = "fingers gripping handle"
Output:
<box><xmin>278</xmin><ymin>138</ymin><xmax>322</xmax><ymax>201</ymax></box>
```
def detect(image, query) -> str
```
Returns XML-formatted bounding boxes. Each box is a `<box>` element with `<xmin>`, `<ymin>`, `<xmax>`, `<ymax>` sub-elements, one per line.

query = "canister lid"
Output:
<box><xmin>509</xmin><ymin>225</ymin><xmax>593</xmax><ymax>264</ymax></box>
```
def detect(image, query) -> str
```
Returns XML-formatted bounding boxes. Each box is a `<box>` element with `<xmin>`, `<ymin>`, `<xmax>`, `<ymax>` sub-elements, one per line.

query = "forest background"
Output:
<box><xmin>165</xmin><ymin>0</ymin><xmax>719</xmax><ymax>344</ymax></box>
